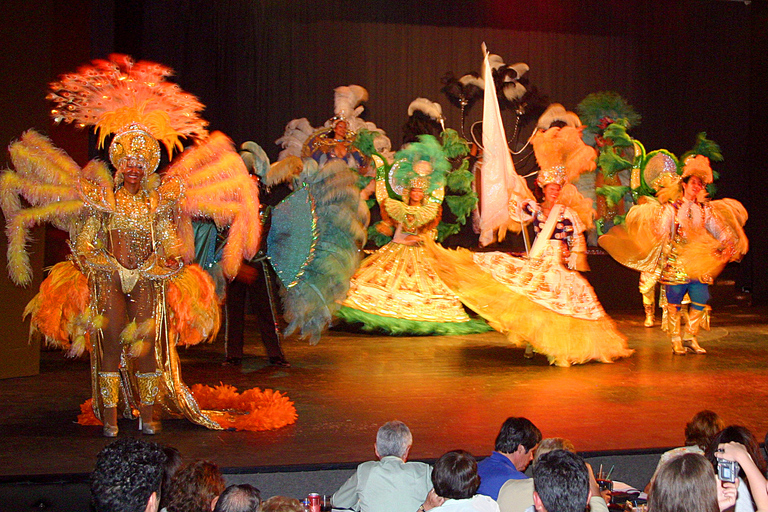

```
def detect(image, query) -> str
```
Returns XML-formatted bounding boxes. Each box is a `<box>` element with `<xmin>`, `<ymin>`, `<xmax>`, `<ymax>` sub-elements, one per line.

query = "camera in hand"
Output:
<box><xmin>717</xmin><ymin>459</ymin><xmax>741</xmax><ymax>483</ymax></box>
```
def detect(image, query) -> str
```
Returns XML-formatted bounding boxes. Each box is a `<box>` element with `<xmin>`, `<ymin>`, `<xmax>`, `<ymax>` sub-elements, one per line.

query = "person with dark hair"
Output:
<box><xmin>645</xmin><ymin>410</ymin><xmax>725</xmax><ymax>493</ymax></box>
<box><xmin>647</xmin><ymin>452</ymin><xmax>737</xmax><ymax>512</ymax></box>
<box><xmin>333</xmin><ymin>421</ymin><xmax>432</xmax><ymax>512</ymax></box>
<box><xmin>531</xmin><ymin>450</ymin><xmax>590</xmax><ymax>512</ymax></box>
<box><xmin>420</xmin><ymin>450</ymin><xmax>498</xmax><ymax>512</ymax></box>
<box><xmin>213</xmin><ymin>484</ymin><xmax>261</xmax><ymax>512</ymax></box>
<box><xmin>498</xmin><ymin>440</ymin><xmax>608</xmax><ymax>512</ymax></box>
<box><xmin>654</xmin><ymin>158</ymin><xmax>747</xmax><ymax>355</ymax></box>
<box><xmin>160</xmin><ymin>446</ymin><xmax>184</xmax><ymax>511</ymax></box>
<box><xmin>716</xmin><ymin>441</ymin><xmax>768</xmax><ymax>512</ymax></box>
<box><xmin>166</xmin><ymin>460</ymin><xmax>227</xmax><ymax>512</ymax></box>
<box><xmin>90</xmin><ymin>437</ymin><xmax>167</xmax><ymax>512</ymax></box>
<box><xmin>476</xmin><ymin>417</ymin><xmax>542</xmax><ymax>500</ymax></box>
<box><xmin>705</xmin><ymin>426</ymin><xmax>768</xmax><ymax>512</ymax></box>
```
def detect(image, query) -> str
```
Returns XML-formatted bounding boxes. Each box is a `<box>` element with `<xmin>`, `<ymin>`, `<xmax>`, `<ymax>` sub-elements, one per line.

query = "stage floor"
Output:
<box><xmin>1</xmin><ymin>305</ymin><xmax>767</xmax><ymax>479</ymax></box>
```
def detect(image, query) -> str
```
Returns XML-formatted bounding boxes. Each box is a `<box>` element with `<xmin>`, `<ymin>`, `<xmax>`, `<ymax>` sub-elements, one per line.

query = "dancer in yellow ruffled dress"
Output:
<box><xmin>1</xmin><ymin>55</ymin><xmax>296</xmax><ymax>436</ymax></box>
<box><xmin>425</xmin><ymin>126</ymin><xmax>634</xmax><ymax>366</ymax></box>
<box><xmin>337</xmin><ymin>136</ymin><xmax>490</xmax><ymax>335</ymax></box>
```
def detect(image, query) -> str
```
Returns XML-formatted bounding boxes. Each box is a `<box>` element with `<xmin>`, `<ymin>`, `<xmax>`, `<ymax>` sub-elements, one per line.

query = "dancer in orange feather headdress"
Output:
<box><xmin>1</xmin><ymin>55</ymin><xmax>296</xmax><ymax>435</ymax></box>
<box><xmin>424</xmin><ymin>103</ymin><xmax>633</xmax><ymax>366</ymax></box>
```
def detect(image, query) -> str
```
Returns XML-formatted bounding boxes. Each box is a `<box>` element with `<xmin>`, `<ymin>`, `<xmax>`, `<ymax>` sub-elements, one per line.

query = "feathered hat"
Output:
<box><xmin>47</xmin><ymin>54</ymin><xmax>208</xmax><ymax>173</ymax></box>
<box><xmin>333</xmin><ymin>85</ymin><xmax>369</xmax><ymax>123</ymax></box>
<box><xmin>681</xmin><ymin>155</ymin><xmax>714</xmax><ymax>184</ymax></box>
<box><xmin>407</xmin><ymin>97</ymin><xmax>445</xmax><ymax>131</ymax></box>
<box><xmin>392</xmin><ymin>135</ymin><xmax>450</xmax><ymax>197</ymax></box>
<box><xmin>533</xmin><ymin>126</ymin><xmax>597</xmax><ymax>188</ymax></box>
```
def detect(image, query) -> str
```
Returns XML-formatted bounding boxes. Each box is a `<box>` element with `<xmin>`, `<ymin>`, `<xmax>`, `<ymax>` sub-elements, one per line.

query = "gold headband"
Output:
<box><xmin>109</xmin><ymin>125</ymin><xmax>161</xmax><ymax>173</ymax></box>
<box><xmin>537</xmin><ymin>165</ymin><xmax>566</xmax><ymax>187</ymax></box>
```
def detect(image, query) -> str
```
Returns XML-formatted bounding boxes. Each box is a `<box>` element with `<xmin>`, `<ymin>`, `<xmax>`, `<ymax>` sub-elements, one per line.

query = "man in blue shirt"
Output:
<box><xmin>477</xmin><ymin>417</ymin><xmax>542</xmax><ymax>500</ymax></box>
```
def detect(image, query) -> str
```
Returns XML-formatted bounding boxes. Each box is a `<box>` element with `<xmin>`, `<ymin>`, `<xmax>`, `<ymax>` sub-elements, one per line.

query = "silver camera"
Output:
<box><xmin>717</xmin><ymin>459</ymin><xmax>741</xmax><ymax>483</ymax></box>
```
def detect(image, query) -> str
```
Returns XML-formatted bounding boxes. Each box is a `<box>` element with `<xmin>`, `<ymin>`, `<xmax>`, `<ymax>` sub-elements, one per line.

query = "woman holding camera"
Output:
<box><xmin>648</xmin><ymin>453</ymin><xmax>738</xmax><ymax>512</ymax></box>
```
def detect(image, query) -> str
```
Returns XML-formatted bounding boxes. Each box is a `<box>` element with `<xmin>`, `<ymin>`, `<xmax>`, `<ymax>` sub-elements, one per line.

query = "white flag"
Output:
<box><xmin>478</xmin><ymin>44</ymin><xmax>534</xmax><ymax>246</ymax></box>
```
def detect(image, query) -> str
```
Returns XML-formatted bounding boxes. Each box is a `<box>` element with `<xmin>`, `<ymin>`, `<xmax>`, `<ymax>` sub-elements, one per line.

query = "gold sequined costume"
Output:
<box><xmin>1</xmin><ymin>55</ymin><xmax>297</xmax><ymax>434</ymax></box>
<box><xmin>337</xmin><ymin>136</ymin><xmax>489</xmax><ymax>335</ymax></box>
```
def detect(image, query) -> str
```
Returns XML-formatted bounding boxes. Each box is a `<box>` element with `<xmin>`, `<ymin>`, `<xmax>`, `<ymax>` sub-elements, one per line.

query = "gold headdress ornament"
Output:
<box><xmin>532</xmin><ymin>126</ymin><xmax>597</xmax><ymax>188</ymax></box>
<box><xmin>681</xmin><ymin>154</ymin><xmax>714</xmax><ymax>185</ymax></box>
<box><xmin>408</xmin><ymin>160</ymin><xmax>433</xmax><ymax>191</ymax></box>
<box><xmin>47</xmin><ymin>54</ymin><xmax>209</xmax><ymax>173</ymax></box>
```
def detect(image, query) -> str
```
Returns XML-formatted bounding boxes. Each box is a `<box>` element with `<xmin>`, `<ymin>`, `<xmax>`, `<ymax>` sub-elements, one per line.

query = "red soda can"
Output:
<box><xmin>308</xmin><ymin>493</ymin><xmax>320</xmax><ymax>512</ymax></box>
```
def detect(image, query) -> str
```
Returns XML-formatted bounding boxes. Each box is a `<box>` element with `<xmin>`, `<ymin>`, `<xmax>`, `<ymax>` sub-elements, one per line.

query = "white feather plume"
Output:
<box><xmin>537</xmin><ymin>104</ymin><xmax>582</xmax><ymax>131</ymax></box>
<box><xmin>407</xmin><ymin>97</ymin><xmax>443</xmax><ymax>121</ymax></box>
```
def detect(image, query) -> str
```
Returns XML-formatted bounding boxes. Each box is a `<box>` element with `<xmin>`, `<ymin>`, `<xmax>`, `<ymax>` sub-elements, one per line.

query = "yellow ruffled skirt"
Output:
<box><xmin>341</xmin><ymin>241</ymin><xmax>475</xmax><ymax>324</ymax></box>
<box><xmin>424</xmin><ymin>242</ymin><xmax>633</xmax><ymax>366</ymax></box>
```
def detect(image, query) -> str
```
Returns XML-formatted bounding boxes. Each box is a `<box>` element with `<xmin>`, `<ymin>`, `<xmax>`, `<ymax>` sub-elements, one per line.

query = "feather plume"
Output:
<box><xmin>408</xmin><ymin>98</ymin><xmax>443</xmax><ymax>121</ymax></box>
<box><xmin>167</xmin><ymin>132</ymin><xmax>260</xmax><ymax>277</ymax></box>
<box><xmin>334</xmin><ymin>85</ymin><xmax>369</xmax><ymax>120</ymax></box>
<box><xmin>22</xmin><ymin>261</ymin><xmax>92</xmax><ymax>351</ymax></box>
<box><xmin>277</xmin><ymin>159</ymin><xmax>366</xmax><ymax>344</ymax></box>
<box><xmin>537</xmin><ymin>104</ymin><xmax>582</xmax><ymax>131</ymax></box>
<box><xmin>265</xmin><ymin>157</ymin><xmax>303</xmax><ymax>187</ymax></box>
<box><xmin>166</xmin><ymin>264</ymin><xmax>221</xmax><ymax>346</ymax></box>
<box><xmin>6</xmin><ymin>201</ymin><xmax>83</xmax><ymax>285</ymax></box>
<box><xmin>47</xmin><ymin>54</ymin><xmax>208</xmax><ymax>155</ymax></box>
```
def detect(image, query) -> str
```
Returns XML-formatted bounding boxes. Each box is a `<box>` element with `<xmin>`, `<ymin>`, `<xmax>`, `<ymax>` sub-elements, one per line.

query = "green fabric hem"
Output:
<box><xmin>336</xmin><ymin>306</ymin><xmax>492</xmax><ymax>336</ymax></box>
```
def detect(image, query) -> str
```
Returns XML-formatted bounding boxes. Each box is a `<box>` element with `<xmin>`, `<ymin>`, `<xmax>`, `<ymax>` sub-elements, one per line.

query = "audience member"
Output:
<box><xmin>261</xmin><ymin>496</ymin><xmax>305</xmax><ymax>512</ymax></box>
<box><xmin>160</xmin><ymin>446</ymin><xmax>184</xmax><ymax>511</ymax></box>
<box><xmin>90</xmin><ymin>437</ymin><xmax>167</xmax><ymax>512</ymax></box>
<box><xmin>476</xmin><ymin>417</ymin><xmax>542</xmax><ymax>500</ymax></box>
<box><xmin>531</xmin><ymin>450</ymin><xmax>591</xmax><ymax>512</ymax></box>
<box><xmin>717</xmin><ymin>442</ymin><xmax>768</xmax><ymax>512</ymax></box>
<box><xmin>420</xmin><ymin>450</ymin><xmax>499</xmax><ymax>512</ymax></box>
<box><xmin>645</xmin><ymin>410</ymin><xmax>725</xmax><ymax>493</ymax></box>
<box><xmin>647</xmin><ymin>452</ymin><xmax>736</xmax><ymax>512</ymax></box>
<box><xmin>213</xmin><ymin>484</ymin><xmax>261</xmax><ymax>512</ymax></box>
<box><xmin>497</xmin><ymin>440</ymin><xmax>608</xmax><ymax>512</ymax></box>
<box><xmin>333</xmin><ymin>420</ymin><xmax>432</xmax><ymax>512</ymax></box>
<box><xmin>166</xmin><ymin>460</ymin><xmax>227</xmax><ymax>512</ymax></box>
<box><xmin>706</xmin><ymin>426</ymin><xmax>767</xmax><ymax>512</ymax></box>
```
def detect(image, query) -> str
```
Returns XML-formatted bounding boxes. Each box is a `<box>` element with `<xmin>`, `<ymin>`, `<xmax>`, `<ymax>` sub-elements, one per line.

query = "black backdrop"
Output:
<box><xmin>3</xmin><ymin>0</ymin><xmax>767</xmax><ymax>307</ymax></box>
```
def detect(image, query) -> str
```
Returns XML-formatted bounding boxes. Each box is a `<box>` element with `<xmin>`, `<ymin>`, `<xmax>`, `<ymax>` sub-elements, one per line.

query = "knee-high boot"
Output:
<box><xmin>136</xmin><ymin>371</ymin><xmax>162</xmax><ymax>434</ymax></box>
<box><xmin>683</xmin><ymin>308</ymin><xmax>707</xmax><ymax>354</ymax></box>
<box><xmin>667</xmin><ymin>305</ymin><xmax>686</xmax><ymax>355</ymax></box>
<box><xmin>644</xmin><ymin>304</ymin><xmax>655</xmax><ymax>327</ymax></box>
<box><xmin>98</xmin><ymin>371</ymin><xmax>120</xmax><ymax>437</ymax></box>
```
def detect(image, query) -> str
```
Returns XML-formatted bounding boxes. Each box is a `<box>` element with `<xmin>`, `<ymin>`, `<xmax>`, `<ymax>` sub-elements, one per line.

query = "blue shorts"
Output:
<box><xmin>665</xmin><ymin>281</ymin><xmax>709</xmax><ymax>310</ymax></box>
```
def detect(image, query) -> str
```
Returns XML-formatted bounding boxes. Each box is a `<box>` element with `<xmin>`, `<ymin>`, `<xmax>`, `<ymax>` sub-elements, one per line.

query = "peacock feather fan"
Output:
<box><xmin>272</xmin><ymin>159</ymin><xmax>367</xmax><ymax>344</ymax></box>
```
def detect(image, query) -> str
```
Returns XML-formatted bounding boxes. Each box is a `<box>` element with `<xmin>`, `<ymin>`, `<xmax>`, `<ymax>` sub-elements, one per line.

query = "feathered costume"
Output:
<box><xmin>337</xmin><ymin>135</ymin><xmax>490</xmax><ymax>335</ymax></box>
<box><xmin>275</xmin><ymin>85</ymin><xmax>393</xmax><ymax>175</ymax></box>
<box><xmin>239</xmin><ymin>141</ymin><xmax>368</xmax><ymax>345</ymax></box>
<box><xmin>425</xmin><ymin>122</ymin><xmax>633</xmax><ymax>366</ymax></box>
<box><xmin>599</xmin><ymin>153</ymin><xmax>748</xmax><ymax>354</ymax></box>
<box><xmin>1</xmin><ymin>55</ymin><xmax>296</xmax><ymax>433</ymax></box>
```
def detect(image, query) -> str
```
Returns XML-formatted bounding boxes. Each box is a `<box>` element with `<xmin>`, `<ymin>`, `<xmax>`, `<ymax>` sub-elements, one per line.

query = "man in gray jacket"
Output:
<box><xmin>333</xmin><ymin>421</ymin><xmax>433</xmax><ymax>512</ymax></box>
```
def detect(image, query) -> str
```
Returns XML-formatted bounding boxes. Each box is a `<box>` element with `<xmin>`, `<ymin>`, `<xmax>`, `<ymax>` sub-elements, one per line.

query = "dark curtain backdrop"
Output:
<box><xmin>130</xmin><ymin>1</ymin><xmax>641</xmax><ymax>163</ymax></box>
<box><xmin>3</xmin><ymin>0</ymin><xmax>763</xmax><ymax>310</ymax></box>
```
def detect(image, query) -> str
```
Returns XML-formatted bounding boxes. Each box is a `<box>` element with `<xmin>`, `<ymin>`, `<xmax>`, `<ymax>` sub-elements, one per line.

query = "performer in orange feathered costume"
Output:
<box><xmin>1</xmin><ymin>55</ymin><xmax>296</xmax><ymax>436</ymax></box>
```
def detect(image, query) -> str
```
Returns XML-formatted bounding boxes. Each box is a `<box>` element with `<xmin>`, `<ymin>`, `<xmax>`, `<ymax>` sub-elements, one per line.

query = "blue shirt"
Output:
<box><xmin>476</xmin><ymin>451</ymin><xmax>527</xmax><ymax>500</ymax></box>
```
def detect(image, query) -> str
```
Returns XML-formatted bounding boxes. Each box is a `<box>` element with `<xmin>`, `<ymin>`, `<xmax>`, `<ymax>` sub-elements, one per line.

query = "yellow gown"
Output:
<box><xmin>425</xmin><ymin>204</ymin><xmax>633</xmax><ymax>366</ymax></box>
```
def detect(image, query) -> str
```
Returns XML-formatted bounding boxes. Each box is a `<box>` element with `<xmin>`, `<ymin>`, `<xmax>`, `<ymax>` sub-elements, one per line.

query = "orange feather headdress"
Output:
<box><xmin>47</xmin><ymin>54</ymin><xmax>209</xmax><ymax>172</ymax></box>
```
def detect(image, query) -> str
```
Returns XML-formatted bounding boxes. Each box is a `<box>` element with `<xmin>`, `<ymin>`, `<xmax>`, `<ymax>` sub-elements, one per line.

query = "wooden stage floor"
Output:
<box><xmin>1</xmin><ymin>305</ymin><xmax>767</xmax><ymax>478</ymax></box>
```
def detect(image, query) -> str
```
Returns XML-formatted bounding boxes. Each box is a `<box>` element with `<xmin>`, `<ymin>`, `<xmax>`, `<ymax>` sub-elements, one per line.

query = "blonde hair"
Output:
<box><xmin>261</xmin><ymin>496</ymin><xmax>305</xmax><ymax>512</ymax></box>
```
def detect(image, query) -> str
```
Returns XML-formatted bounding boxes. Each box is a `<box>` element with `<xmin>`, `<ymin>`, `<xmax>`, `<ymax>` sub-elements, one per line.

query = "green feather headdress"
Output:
<box><xmin>392</xmin><ymin>135</ymin><xmax>450</xmax><ymax>194</ymax></box>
